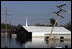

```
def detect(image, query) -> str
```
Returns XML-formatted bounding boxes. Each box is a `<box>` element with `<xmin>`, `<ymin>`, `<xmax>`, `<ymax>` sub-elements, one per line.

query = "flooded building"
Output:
<box><xmin>22</xmin><ymin>25</ymin><xmax>71</xmax><ymax>48</ymax></box>
<box><xmin>15</xmin><ymin>17</ymin><xmax>71</xmax><ymax>48</ymax></box>
<box><xmin>12</xmin><ymin>34</ymin><xmax>17</xmax><ymax>39</ymax></box>
<box><xmin>23</xmin><ymin>17</ymin><xmax>71</xmax><ymax>40</ymax></box>
<box><xmin>23</xmin><ymin>26</ymin><xmax>71</xmax><ymax>40</ymax></box>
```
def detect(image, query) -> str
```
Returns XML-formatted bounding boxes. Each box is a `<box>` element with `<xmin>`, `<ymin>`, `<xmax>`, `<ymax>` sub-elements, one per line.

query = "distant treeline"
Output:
<box><xmin>1</xmin><ymin>23</ymin><xmax>24</xmax><ymax>30</ymax></box>
<box><xmin>1</xmin><ymin>23</ymin><xmax>17</xmax><ymax>30</ymax></box>
<box><xmin>1</xmin><ymin>23</ymin><xmax>23</xmax><ymax>33</ymax></box>
<box><xmin>35</xmin><ymin>21</ymin><xmax>71</xmax><ymax>31</ymax></box>
<box><xmin>60</xmin><ymin>21</ymin><xmax>71</xmax><ymax>31</ymax></box>
<box><xmin>34</xmin><ymin>18</ymin><xmax>71</xmax><ymax>31</ymax></box>
<box><xmin>1</xmin><ymin>18</ymin><xmax>71</xmax><ymax>32</ymax></box>
<box><xmin>35</xmin><ymin>18</ymin><xmax>58</xmax><ymax>27</ymax></box>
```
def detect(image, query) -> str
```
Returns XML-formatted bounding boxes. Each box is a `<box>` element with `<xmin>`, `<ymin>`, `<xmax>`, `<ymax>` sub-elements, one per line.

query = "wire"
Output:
<box><xmin>48</xmin><ymin>1</ymin><xmax>66</xmax><ymax>48</ymax></box>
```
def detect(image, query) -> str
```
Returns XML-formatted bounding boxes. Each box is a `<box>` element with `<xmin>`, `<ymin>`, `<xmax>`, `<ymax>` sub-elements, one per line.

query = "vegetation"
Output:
<box><xmin>35</xmin><ymin>18</ymin><xmax>71</xmax><ymax>31</ymax></box>
<box><xmin>1</xmin><ymin>23</ymin><xmax>17</xmax><ymax>33</ymax></box>
<box><xmin>35</xmin><ymin>18</ymin><xmax>58</xmax><ymax>27</ymax></box>
<box><xmin>60</xmin><ymin>21</ymin><xmax>71</xmax><ymax>31</ymax></box>
<box><xmin>35</xmin><ymin>23</ymin><xmax>48</xmax><ymax>26</ymax></box>
<box><xmin>1</xmin><ymin>23</ymin><xmax>17</xmax><ymax>30</ymax></box>
<box><xmin>49</xmin><ymin>18</ymin><xmax>57</xmax><ymax>26</ymax></box>
<box><xmin>16</xmin><ymin>24</ymin><xmax>22</xmax><ymax>29</ymax></box>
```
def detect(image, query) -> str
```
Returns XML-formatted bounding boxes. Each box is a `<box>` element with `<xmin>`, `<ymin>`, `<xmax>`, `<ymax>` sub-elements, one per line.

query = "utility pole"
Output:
<box><xmin>48</xmin><ymin>1</ymin><xmax>66</xmax><ymax>48</ymax></box>
<box><xmin>9</xmin><ymin>20</ymin><xmax>11</xmax><ymax>48</ymax></box>
<box><xmin>1</xmin><ymin>4</ymin><xmax>10</xmax><ymax>48</ymax></box>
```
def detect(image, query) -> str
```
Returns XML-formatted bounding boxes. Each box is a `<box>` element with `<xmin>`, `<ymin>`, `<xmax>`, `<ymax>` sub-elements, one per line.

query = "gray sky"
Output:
<box><xmin>1</xmin><ymin>1</ymin><xmax>71</xmax><ymax>26</ymax></box>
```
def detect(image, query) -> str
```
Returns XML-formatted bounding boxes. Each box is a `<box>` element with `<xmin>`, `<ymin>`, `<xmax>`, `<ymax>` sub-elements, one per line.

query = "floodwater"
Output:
<box><xmin>1</xmin><ymin>33</ymin><xmax>71</xmax><ymax>48</ymax></box>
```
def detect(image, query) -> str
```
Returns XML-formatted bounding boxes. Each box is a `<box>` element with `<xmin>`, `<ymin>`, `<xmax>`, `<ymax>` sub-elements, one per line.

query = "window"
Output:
<box><xmin>60</xmin><ymin>40</ymin><xmax>64</xmax><ymax>42</ymax></box>
<box><xmin>60</xmin><ymin>36</ymin><xmax>64</xmax><ymax>39</ymax></box>
<box><xmin>60</xmin><ymin>36</ymin><xmax>64</xmax><ymax>42</ymax></box>
<box><xmin>46</xmin><ymin>36</ymin><xmax>49</xmax><ymax>39</ymax></box>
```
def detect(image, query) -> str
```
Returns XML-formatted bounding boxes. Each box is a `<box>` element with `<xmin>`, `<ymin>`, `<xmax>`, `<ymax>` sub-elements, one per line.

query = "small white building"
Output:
<box><xmin>12</xmin><ymin>34</ymin><xmax>17</xmax><ymax>39</ymax></box>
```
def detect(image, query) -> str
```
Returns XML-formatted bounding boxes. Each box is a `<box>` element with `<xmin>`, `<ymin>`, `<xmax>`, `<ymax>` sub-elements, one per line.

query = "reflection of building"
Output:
<box><xmin>15</xmin><ymin>17</ymin><xmax>71</xmax><ymax>47</ymax></box>
<box><xmin>15</xmin><ymin>26</ymin><xmax>32</xmax><ymax>44</ymax></box>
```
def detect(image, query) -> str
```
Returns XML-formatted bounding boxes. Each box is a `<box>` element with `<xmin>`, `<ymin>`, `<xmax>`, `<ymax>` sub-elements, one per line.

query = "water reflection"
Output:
<box><xmin>16</xmin><ymin>36</ymin><xmax>32</xmax><ymax>48</ymax></box>
<box><xmin>1</xmin><ymin>34</ymin><xmax>71</xmax><ymax>48</ymax></box>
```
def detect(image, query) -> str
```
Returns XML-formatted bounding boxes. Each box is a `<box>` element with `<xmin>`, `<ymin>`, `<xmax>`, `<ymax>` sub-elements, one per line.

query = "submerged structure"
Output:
<box><xmin>22</xmin><ymin>17</ymin><xmax>71</xmax><ymax>40</ymax></box>
<box><xmin>23</xmin><ymin>26</ymin><xmax>71</xmax><ymax>40</ymax></box>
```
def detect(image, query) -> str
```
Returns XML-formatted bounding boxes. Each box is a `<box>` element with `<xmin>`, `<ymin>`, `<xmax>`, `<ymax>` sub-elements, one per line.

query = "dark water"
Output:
<box><xmin>1</xmin><ymin>34</ymin><xmax>71</xmax><ymax>48</ymax></box>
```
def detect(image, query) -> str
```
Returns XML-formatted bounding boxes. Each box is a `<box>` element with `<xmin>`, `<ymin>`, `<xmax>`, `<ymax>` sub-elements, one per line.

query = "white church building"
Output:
<box><xmin>23</xmin><ymin>17</ymin><xmax>71</xmax><ymax>40</ymax></box>
<box><xmin>23</xmin><ymin>26</ymin><xmax>71</xmax><ymax>39</ymax></box>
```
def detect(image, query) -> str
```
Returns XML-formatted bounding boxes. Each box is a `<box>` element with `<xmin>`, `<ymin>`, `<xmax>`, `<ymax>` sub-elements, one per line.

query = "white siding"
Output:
<box><xmin>23</xmin><ymin>26</ymin><xmax>71</xmax><ymax>35</ymax></box>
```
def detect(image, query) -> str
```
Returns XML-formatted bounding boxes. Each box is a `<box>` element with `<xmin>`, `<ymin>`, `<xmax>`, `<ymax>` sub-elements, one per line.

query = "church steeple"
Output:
<box><xmin>26</xmin><ymin>16</ymin><xmax>28</xmax><ymax>27</ymax></box>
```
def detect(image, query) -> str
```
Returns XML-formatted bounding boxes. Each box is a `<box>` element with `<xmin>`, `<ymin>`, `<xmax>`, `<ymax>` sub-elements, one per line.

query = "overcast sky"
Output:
<box><xmin>1</xmin><ymin>1</ymin><xmax>71</xmax><ymax>26</ymax></box>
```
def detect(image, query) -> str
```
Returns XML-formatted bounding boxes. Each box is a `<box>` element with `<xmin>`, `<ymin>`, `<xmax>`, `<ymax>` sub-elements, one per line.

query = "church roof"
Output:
<box><xmin>23</xmin><ymin>26</ymin><xmax>71</xmax><ymax>34</ymax></box>
<box><xmin>23</xmin><ymin>17</ymin><xmax>71</xmax><ymax>34</ymax></box>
